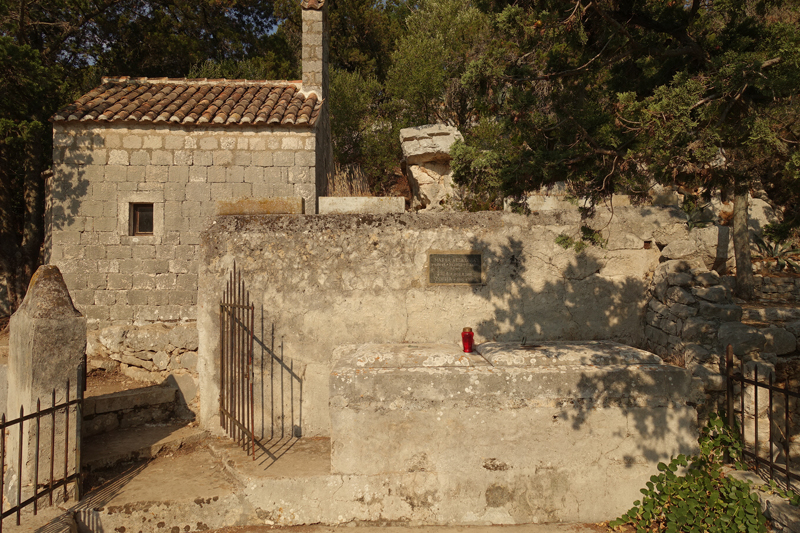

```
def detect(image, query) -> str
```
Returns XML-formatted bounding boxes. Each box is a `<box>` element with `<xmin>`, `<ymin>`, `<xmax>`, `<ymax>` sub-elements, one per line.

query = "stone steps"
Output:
<box><xmin>81</xmin><ymin>422</ymin><xmax>206</xmax><ymax>471</ymax></box>
<box><xmin>83</xmin><ymin>383</ymin><xmax>180</xmax><ymax>437</ymax></box>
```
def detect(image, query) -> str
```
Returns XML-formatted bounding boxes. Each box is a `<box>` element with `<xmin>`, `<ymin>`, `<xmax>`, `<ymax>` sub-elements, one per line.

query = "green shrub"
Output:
<box><xmin>610</xmin><ymin>413</ymin><xmax>766</xmax><ymax>533</ymax></box>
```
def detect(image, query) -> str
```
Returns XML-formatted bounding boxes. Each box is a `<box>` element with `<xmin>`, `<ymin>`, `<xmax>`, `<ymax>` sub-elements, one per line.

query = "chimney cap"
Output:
<box><xmin>300</xmin><ymin>0</ymin><xmax>325</xmax><ymax>9</ymax></box>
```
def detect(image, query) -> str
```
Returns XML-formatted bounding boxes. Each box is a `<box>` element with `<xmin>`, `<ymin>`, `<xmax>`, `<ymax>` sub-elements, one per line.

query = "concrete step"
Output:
<box><xmin>70</xmin><ymin>436</ymin><xmax>613</xmax><ymax>531</ymax></box>
<box><xmin>83</xmin><ymin>383</ymin><xmax>179</xmax><ymax>437</ymax></box>
<box><xmin>74</xmin><ymin>444</ymin><xmax>245</xmax><ymax>532</ymax></box>
<box><xmin>81</xmin><ymin>422</ymin><xmax>206</xmax><ymax>471</ymax></box>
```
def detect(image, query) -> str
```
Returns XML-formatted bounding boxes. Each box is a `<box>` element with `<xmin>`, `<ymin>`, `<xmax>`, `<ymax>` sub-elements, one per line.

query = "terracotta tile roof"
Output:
<box><xmin>52</xmin><ymin>77</ymin><xmax>322</xmax><ymax>127</ymax></box>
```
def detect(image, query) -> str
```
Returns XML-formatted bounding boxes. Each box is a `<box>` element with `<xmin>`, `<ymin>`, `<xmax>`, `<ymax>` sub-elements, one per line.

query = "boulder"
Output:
<box><xmin>661</xmin><ymin>239</ymin><xmax>698</xmax><ymax>260</ymax></box>
<box><xmin>649</xmin><ymin>184</ymin><xmax>682</xmax><ymax>206</ymax></box>
<box><xmin>708</xmin><ymin>193</ymin><xmax>779</xmax><ymax>233</ymax></box>
<box><xmin>691</xmin><ymin>364</ymin><xmax>726</xmax><ymax>391</ymax></box>
<box><xmin>124</xmin><ymin>323</ymin><xmax>171</xmax><ymax>352</ymax></box>
<box><xmin>684</xmin><ymin>344</ymin><xmax>712</xmax><ymax>365</ymax></box>
<box><xmin>400</xmin><ymin>125</ymin><xmax>464</xmax><ymax>211</ymax></box>
<box><xmin>762</xmin><ymin>326</ymin><xmax>797</xmax><ymax>355</ymax></box>
<box><xmin>666</xmin><ymin>286</ymin><xmax>695</xmax><ymax>305</ymax></box>
<box><xmin>406</xmin><ymin>162</ymin><xmax>457</xmax><ymax>210</ymax></box>
<box><xmin>692</xmin><ymin>286</ymin><xmax>732</xmax><ymax>304</ymax></box>
<box><xmin>152</xmin><ymin>350</ymin><xmax>171</xmax><ymax>371</ymax></box>
<box><xmin>596</xmin><ymin>206</ymin><xmax>689</xmax><ymax>245</ymax></box>
<box><xmin>168</xmin><ymin>324</ymin><xmax>199</xmax><ymax>351</ymax></box>
<box><xmin>718</xmin><ymin>323</ymin><xmax>766</xmax><ymax>356</ymax></box>
<box><xmin>400</xmin><ymin>125</ymin><xmax>463</xmax><ymax>165</ymax></box>
<box><xmin>785</xmin><ymin>320</ymin><xmax>800</xmax><ymax>338</ymax></box>
<box><xmin>99</xmin><ymin>325</ymin><xmax>128</xmax><ymax>352</ymax></box>
<box><xmin>688</xmin><ymin>225</ymin><xmax>734</xmax><ymax>272</ymax></box>
<box><xmin>180</xmin><ymin>351</ymin><xmax>198</xmax><ymax>371</ymax></box>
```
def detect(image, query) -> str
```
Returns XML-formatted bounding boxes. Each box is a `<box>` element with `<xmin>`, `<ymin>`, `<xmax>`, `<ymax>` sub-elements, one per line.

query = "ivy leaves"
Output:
<box><xmin>610</xmin><ymin>414</ymin><xmax>766</xmax><ymax>533</ymax></box>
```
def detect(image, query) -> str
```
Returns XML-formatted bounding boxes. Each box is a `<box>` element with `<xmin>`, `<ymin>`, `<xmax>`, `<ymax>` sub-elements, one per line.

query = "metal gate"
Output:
<box><xmin>220</xmin><ymin>263</ymin><xmax>256</xmax><ymax>459</ymax></box>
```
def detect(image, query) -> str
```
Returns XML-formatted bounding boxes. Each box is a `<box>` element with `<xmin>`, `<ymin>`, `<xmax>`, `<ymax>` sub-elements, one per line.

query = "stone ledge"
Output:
<box><xmin>318</xmin><ymin>196</ymin><xmax>405</xmax><ymax>214</ymax></box>
<box><xmin>84</xmin><ymin>384</ymin><xmax>177</xmax><ymax>416</ymax></box>
<box><xmin>216</xmin><ymin>196</ymin><xmax>304</xmax><ymax>215</ymax></box>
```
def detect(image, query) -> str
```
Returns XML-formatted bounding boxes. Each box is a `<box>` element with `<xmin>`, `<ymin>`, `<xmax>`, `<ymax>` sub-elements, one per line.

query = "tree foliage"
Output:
<box><xmin>449</xmin><ymin>0</ymin><xmax>800</xmax><ymax>296</ymax></box>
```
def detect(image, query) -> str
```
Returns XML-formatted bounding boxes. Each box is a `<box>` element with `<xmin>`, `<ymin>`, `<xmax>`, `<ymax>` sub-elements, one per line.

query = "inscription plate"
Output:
<box><xmin>428</xmin><ymin>252</ymin><xmax>483</xmax><ymax>285</ymax></box>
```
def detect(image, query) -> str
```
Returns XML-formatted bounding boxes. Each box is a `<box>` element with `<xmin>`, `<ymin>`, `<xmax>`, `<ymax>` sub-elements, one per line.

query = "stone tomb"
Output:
<box><xmin>330</xmin><ymin>341</ymin><xmax>699</xmax><ymax>523</ymax></box>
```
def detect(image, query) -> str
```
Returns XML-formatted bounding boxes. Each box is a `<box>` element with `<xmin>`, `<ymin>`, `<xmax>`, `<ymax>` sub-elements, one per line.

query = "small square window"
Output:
<box><xmin>131</xmin><ymin>203</ymin><xmax>154</xmax><ymax>235</ymax></box>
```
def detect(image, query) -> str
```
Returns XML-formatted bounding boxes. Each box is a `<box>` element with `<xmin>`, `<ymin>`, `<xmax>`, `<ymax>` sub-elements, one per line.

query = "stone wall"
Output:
<box><xmin>644</xmin><ymin>262</ymin><xmax>800</xmax><ymax>414</ymax></box>
<box><xmin>753</xmin><ymin>275</ymin><xmax>800</xmax><ymax>302</ymax></box>
<box><xmin>644</xmin><ymin>259</ymin><xmax>742</xmax><ymax>372</ymax></box>
<box><xmin>46</xmin><ymin>122</ymin><xmax>316</xmax><ymax>327</ymax></box>
<box><xmin>87</xmin><ymin>322</ymin><xmax>199</xmax><ymax>415</ymax></box>
<box><xmin>197</xmin><ymin>208</ymin><xmax>694</xmax><ymax>437</ymax></box>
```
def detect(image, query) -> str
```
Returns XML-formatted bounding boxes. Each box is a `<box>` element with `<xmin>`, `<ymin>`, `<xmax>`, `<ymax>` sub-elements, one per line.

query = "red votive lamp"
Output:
<box><xmin>462</xmin><ymin>327</ymin><xmax>474</xmax><ymax>353</ymax></box>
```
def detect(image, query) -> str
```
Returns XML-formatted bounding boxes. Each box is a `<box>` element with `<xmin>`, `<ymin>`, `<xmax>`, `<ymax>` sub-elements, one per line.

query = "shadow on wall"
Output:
<box><xmin>41</xmin><ymin>160</ymin><xmax>90</xmax><ymax>268</ymax></box>
<box><xmin>469</xmin><ymin>236</ymin><xmax>648</xmax><ymax>344</ymax></box>
<box><xmin>467</xmin><ymin>235</ymin><xmax>700</xmax><ymax>465</ymax></box>
<box><xmin>254</xmin><ymin>311</ymin><xmax>303</xmax><ymax>441</ymax></box>
<box><xmin>48</xmin><ymin>161</ymin><xmax>90</xmax><ymax>232</ymax></box>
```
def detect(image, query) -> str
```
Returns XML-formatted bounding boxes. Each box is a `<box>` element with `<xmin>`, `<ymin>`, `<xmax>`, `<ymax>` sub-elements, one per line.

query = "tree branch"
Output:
<box><xmin>691</xmin><ymin>93</ymin><xmax>720</xmax><ymax>110</ymax></box>
<box><xmin>43</xmin><ymin>0</ymin><xmax>127</xmax><ymax>61</ymax></box>
<box><xmin>508</xmin><ymin>37</ymin><xmax>620</xmax><ymax>82</ymax></box>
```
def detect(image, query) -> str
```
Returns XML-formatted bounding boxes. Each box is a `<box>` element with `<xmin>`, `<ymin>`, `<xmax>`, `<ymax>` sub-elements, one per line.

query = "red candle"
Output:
<box><xmin>462</xmin><ymin>327</ymin><xmax>474</xmax><ymax>353</ymax></box>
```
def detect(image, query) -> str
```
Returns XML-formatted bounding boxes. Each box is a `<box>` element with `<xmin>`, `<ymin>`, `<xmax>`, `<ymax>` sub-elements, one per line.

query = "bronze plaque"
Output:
<box><xmin>428</xmin><ymin>252</ymin><xmax>483</xmax><ymax>285</ymax></box>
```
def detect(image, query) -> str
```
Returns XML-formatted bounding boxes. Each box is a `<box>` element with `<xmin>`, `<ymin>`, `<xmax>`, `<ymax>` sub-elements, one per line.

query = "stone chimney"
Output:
<box><xmin>301</xmin><ymin>0</ymin><xmax>332</xmax><ymax>199</ymax></box>
<box><xmin>300</xmin><ymin>0</ymin><xmax>329</xmax><ymax>96</ymax></box>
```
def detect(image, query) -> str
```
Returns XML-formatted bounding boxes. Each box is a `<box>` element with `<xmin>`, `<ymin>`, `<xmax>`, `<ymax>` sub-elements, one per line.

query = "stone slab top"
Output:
<box><xmin>476</xmin><ymin>340</ymin><xmax>663</xmax><ymax>367</ymax></box>
<box><xmin>333</xmin><ymin>343</ymin><xmax>489</xmax><ymax>369</ymax></box>
<box><xmin>318</xmin><ymin>197</ymin><xmax>405</xmax><ymax>215</ymax></box>
<box><xmin>217</xmin><ymin>197</ymin><xmax>304</xmax><ymax>215</ymax></box>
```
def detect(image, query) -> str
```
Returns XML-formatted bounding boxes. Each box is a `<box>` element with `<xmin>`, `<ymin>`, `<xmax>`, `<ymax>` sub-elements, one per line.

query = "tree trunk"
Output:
<box><xmin>733</xmin><ymin>183</ymin><xmax>755</xmax><ymax>300</ymax></box>
<box><xmin>17</xmin><ymin>136</ymin><xmax>45</xmax><ymax>304</ymax></box>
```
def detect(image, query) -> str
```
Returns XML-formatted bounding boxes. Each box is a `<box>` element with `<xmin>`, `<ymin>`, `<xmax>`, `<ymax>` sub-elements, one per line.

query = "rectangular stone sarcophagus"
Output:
<box><xmin>330</xmin><ymin>341</ymin><xmax>699</xmax><ymax>523</ymax></box>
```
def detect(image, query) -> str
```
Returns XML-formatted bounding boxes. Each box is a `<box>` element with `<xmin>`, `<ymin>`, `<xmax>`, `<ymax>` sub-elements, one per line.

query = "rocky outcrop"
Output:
<box><xmin>400</xmin><ymin>125</ymin><xmax>463</xmax><ymax>210</ymax></box>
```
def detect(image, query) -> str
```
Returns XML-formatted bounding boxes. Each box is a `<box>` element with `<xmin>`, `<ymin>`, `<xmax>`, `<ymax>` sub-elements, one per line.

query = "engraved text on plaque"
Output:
<box><xmin>428</xmin><ymin>253</ymin><xmax>483</xmax><ymax>285</ymax></box>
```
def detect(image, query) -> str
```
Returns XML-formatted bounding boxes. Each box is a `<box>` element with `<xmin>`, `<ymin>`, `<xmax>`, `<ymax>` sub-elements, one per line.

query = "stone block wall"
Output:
<box><xmin>46</xmin><ymin>122</ymin><xmax>316</xmax><ymax>327</ymax></box>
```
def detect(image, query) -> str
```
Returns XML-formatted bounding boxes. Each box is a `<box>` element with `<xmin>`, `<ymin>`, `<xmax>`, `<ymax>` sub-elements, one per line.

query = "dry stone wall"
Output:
<box><xmin>86</xmin><ymin>322</ymin><xmax>199</xmax><ymax>415</ymax></box>
<box><xmin>753</xmin><ymin>276</ymin><xmax>800</xmax><ymax>302</ymax></box>
<box><xmin>644</xmin><ymin>259</ymin><xmax>742</xmax><ymax>372</ymax></box>
<box><xmin>47</xmin><ymin>122</ymin><xmax>316</xmax><ymax>327</ymax></box>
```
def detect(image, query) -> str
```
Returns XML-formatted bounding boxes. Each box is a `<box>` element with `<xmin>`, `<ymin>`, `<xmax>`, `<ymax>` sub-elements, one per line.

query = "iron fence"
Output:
<box><xmin>726</xmin><ymin>345</ymin><xmax>800</xmax><ymax>489</ymax></box>
<box><xmin>220</xmin><ymin>262</ymin><xmax>256</xmax><ymax>459</ymax></box>
<box><xmin>0</xmin><ymin>365</ymin><xmax>84</xmax><ymax>531</ymax></box>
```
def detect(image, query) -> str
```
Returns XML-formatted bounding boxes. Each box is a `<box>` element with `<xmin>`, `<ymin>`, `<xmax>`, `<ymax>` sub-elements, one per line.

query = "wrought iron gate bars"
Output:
<box><xmin>220</xmin><ymin>263</ymin><xmax>256</xmax><ymax>459</ymax></box>
<box><xmin>0</xmin><ymin>364</ymin><xmax>84</xmax><ymax>531</ymax></box>
<box><xmin>726</xmin><ymin>345</ymin><xmax>800</xmax><ymax>490</ymax></box>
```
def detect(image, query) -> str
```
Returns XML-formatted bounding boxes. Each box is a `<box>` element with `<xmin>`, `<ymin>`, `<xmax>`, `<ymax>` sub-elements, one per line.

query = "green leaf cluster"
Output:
<box><xmin>752</xmin><ymin>234</ymin><xmax>800</xmax><ymax>272</ymax></box>
<box><xmin>610</xmin><ymin>414</ymin><xmax>765</xmax><ymax>533</ymax></box>
<box><xmin>554</xmin><ymin>226</ymin><xmax>606</xmax><ymax>253</ymax></box>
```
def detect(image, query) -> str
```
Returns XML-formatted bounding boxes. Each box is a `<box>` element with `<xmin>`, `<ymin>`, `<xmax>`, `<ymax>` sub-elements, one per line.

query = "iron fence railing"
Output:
<box><xmin>220</xmin><ymin>262</ymin><xmax>256</xmax><ymax>459</ymax></box>
<box><xmin>0</xmin><ymin>365</ymin><xmax>84</xmax><ymax>531</ymax></box>
<box><xmin>726</xmin><ymin>344</ymin><xmax>800</xmax><ymax>489</ymax></box>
